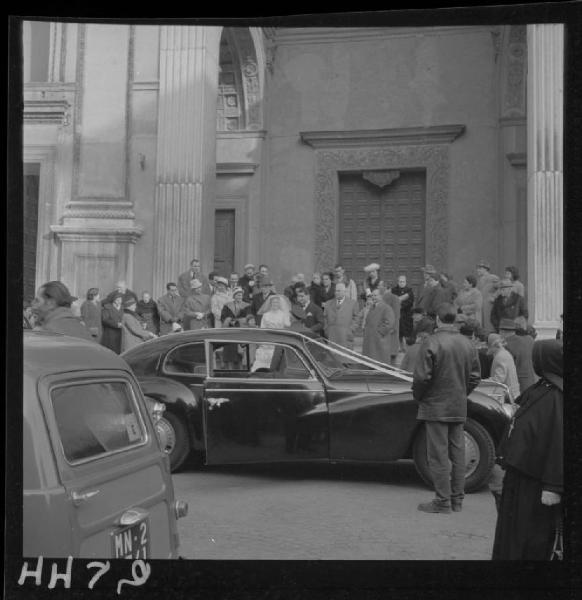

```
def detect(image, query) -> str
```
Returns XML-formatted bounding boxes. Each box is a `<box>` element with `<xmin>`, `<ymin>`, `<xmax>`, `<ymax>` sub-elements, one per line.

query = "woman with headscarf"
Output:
<box><xmin>251</xmin><ymin>295</ymin><xmax>291</xmax><ymax>371</ymax></box>
<box><xmin>491</xmin><ymin>339</ymin><xmax>563</xmax><ymax>560</ymax></box>
<box><xmin>101</xmin><ymin>293</ymin><xmax>124</xmax><ymax>354</ymax></box>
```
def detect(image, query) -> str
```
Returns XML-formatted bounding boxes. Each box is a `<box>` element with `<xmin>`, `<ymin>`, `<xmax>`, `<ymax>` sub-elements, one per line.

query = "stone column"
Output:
<box><xmin>526</xmin><ymin>24</ymin><xmax>564</xmax><ymax>339</ymax></box>
<box><xmin>153</xmin><ymin>25</ymin><xmax>221</xmax><ymax>294</ymax></box>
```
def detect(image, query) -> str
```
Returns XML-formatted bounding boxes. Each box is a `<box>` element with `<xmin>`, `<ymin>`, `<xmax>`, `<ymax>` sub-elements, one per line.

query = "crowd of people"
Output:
<box><xmin>23</xmin><ymin>255</ymin><xmax>563</xmax><ymax>561</ymax></box>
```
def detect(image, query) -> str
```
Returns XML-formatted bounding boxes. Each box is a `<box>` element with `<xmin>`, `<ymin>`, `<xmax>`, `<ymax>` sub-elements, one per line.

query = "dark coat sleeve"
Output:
<box><xmin>412</xmin><ymin>337</ymin><xmax>434</xmax><ymax>402</ymax></box>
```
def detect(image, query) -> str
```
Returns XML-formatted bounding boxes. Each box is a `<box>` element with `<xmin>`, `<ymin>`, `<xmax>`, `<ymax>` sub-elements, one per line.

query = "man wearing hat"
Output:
<box><xmin>498</xmin><ymin>318</ymin><xmax>537</xmax><ymax>393</ymax></box>
<box><xmin>239</xmin><ymin>264</ymin><xmax>257</xmax><ymax>301</ymax></box>
<box><xmin>490</xmin><ymin>278</ymin><xmax>528</xmax><ymax>333</ymax></box>
<box><xmin>412</xmin><ymin>303</ymin><xmax>481</xmax><ymax>514</ymax></box>
<box><xmin>183</xmin><ymin>279</ymin><xmax>211</xmax><ymax>330</ymax></box>
<box><xmin>178</xmin><ymin>258</ymin><xmax>211</xmax><ymax>298</ymax></box>
<box><xmin>415</xmin><ymin>266</ymin><xmax>446</xmax><ymax>319</ymax></box>
<box><xmin>487</xmin><ymin>332</ymin><xmax>520</xmax><ymax>402</ymax></box>
<box><xmin>32</xmin><ymin>280</ymin><xmax>94</xmax><ymax>341</ymax></box>
<box><xmin>250</xmin><ymin>276</ymin><xmax>276</xmax><ymax>326</ymax></box>
<box><xmin>476</xmin><ymin>260</ymin><xmax>500</xmax><ymax>334</ymax></box>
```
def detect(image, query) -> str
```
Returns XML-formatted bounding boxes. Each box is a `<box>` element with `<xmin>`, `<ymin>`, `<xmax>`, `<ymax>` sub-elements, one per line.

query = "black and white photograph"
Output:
<box><xmin>7</xmin><ymin>3</ymin><xmax>581</xmax><ymax>598</ymax></box>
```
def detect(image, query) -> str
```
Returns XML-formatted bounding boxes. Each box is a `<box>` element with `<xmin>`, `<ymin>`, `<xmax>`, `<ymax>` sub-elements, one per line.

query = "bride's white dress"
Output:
<box><xmin>251</xmin><ymin>309</ymin><xmax>290</xmax><ymax>371</ymax></box>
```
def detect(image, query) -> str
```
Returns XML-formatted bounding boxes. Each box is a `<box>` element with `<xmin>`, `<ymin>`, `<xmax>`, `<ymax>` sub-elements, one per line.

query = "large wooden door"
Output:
<box><xmin>214</xmin><ymin>209</ymin><xmax>235</xmax><ymax>276</ymax></box>
<box><xmin>23</xmin><ymin>163</ymin><xmax>40</xmax><ymax>300</ymax></box>
<box><xmin>338</xmin><ymin>171</ymin><xmax>426</xmax><ymax>289</ymax></box>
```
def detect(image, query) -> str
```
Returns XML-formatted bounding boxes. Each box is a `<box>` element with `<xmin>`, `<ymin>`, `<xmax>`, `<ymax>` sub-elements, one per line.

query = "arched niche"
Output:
<box><xmin>217</xmin><ymin>27</ymin><xmax>264</xmax><ymax>131</ymax></box>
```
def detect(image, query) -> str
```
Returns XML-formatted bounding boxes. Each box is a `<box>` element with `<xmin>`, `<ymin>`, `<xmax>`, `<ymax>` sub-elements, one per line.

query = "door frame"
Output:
<box><xmin>214</xmin><ymin>196</ymin><xmax>247</xmax><ymax>274</ymax></box>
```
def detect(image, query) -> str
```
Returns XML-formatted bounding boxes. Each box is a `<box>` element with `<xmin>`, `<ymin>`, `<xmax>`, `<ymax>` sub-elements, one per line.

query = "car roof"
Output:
<box><xmin>24</xmin><ymin>330</ymin><xmax>131</xmax><ymax>376</ymax></box>
<box><xmin>122</xmin><ymin>328</ymin><xmax>313</xmax><ymax>357</ymax></box>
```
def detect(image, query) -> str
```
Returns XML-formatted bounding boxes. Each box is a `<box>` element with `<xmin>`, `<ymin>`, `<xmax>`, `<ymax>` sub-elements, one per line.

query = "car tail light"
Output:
<box><xmin>174</xmin><ymin>500</ymin><xmax>188</xmax><ymax>519</ymax></box>
<box><xmin>152</xmin><ymin>402</ymin><xmax>166</xmax><ymax>422</ymax></box>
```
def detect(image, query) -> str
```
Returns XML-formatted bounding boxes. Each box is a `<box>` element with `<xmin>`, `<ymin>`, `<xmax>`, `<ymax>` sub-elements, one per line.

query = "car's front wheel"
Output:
<box><xmin>155</xmin><ymin>410</ymin><xmax>190</xmax><ymax>472</ymax></box>
<box><xmin>412</xmin><ymin>418</ymin><xmax>496</xmax><ymax>493</ymax></box>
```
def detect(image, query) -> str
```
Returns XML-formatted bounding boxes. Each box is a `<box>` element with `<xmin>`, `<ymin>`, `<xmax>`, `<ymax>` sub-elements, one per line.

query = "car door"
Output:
<box><xmin>38</xmin><ymin>370</ymin><xmax>176</xmax><ymax>559</ymax></box>
<box><xmin>301</xmin><ymin>337</ymin><xmax>418</xmax><ymax>462</ymax></box>
<box><xmin>203</xmin><ymin>340</ymin><xmax>328</xmax><ymax>464</ymax></box>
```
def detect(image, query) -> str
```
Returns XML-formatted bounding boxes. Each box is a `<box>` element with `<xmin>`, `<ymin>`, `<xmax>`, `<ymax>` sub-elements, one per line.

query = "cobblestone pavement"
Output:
<box><xmin>173</xmin><ymin>460</ymin><xmax>498</xmax><ymax>560</ymax></box>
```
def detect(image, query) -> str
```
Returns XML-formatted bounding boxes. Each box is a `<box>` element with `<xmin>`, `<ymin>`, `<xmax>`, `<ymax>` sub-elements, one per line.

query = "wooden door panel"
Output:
<box><xmin>339</xmin><ymin>171</ymin><xmax>426</xmax><ymax>289</ymax></box>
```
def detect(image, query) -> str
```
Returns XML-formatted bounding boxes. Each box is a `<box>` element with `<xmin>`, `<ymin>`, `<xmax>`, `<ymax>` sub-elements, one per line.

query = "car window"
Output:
<box><xmin>51</xmin><ymin>380</ymin><xmax>146</xmax><ymax>463</ymax></box>
<box><xmin>163</xmin><ymin>342</ymin><xmax>206</xmax><ymax>375</ymax></box>
<box><xmin>209</xmin><ymin>341</ymin><xmax>314</xmax><ymax>380</ymax></box>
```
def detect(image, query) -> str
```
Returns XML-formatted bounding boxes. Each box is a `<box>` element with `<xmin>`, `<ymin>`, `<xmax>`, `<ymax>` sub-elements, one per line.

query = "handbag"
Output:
<box><xmin>549</xmin><ymin>512</ymin><xmax>564</xmax><ymax>561</ymax></box>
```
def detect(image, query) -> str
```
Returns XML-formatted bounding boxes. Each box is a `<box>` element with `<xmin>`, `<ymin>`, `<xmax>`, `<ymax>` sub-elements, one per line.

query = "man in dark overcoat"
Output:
<box><xmin>412</xmin><ymin>303</ymin><xmax>481</xmax><ymax>514</ymax></box>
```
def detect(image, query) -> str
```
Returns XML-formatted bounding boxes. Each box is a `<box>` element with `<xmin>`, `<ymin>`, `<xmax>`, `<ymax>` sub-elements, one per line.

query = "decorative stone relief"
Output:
<box><xmin>362</xmin><ymin>170</ymin><xmax>400</xmax><ymax>189</ymax></box>
<box><xmin>312</xmin><ymin>145</ymin><xmax>450</xmax><ymax>272</ymax></box>
<box><xmin>503</xmin><ymin>25</ymin><xmax>527</xmax><ymax>117</ymax></box>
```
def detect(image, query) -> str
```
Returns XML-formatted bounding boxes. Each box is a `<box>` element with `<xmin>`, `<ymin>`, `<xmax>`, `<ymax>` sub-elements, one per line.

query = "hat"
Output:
<box><xmin>243</xmin><ymin>263</ymin><xmax>255</xmax><ymax>270</ymax></box>
<box><xmin>123</xmin><ymin>298</ymin><xmax>137</xmax><ymax>308</ymax></box>
<box><xmin>232</xmin><ymin>287</ymin><xmax>244</xmax><ymax>296</ymax></box>
<box><xmin>214</xmin><ymin>276</ymin><xmax>228</xmax><ymax>286</ymax></box>
<box><xmin>499</xmin><ymin>318</ymin><xmax>517</xmax><ymax>330</ymax></box>
<box><xmin>499</xmin><ymin>278</ymin><xmax>514</xmax><ymax>289</ymax></box>
<box><xmin>421</xmin><ymin>264</ymin><xmax>437</xmax><ymax>275</ymax></box>
<box><xmin>487</xmin><ymin>333</ymin><xmax>503</xmax><ymax>347</ymax></box>
<box><xmin>41</xmin><ymin>281</ymin><xmax>77</xmax><ymax>306</ymax></box>
<box><xmin>190</xmin><ymin>279</ymin><xmax>202</xmax><ymax>289</ymax></box>
<box><xmin>477</xmin><ymin>260</ymin><xmax>491</xmax><ymax>269</ymax></box>
<box><xmin>364</xmin><ymin>263</ymin><xmax>380</xmax><ymax>273</ymax></box>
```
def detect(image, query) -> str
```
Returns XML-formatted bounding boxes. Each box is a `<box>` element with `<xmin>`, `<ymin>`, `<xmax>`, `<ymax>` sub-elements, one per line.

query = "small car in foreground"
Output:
<box><xmin>23</xmin><ymin>330</ymin><xmax>188</xmax><ymax>558</ymax></box>
<box><xmin>122</xmin><ymin>328</ymin><xmax>513</xmax><ymax>492</ymax></box>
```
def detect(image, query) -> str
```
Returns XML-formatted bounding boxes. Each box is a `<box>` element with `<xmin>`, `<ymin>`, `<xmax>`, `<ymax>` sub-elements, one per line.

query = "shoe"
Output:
<box><xmin>451</xmin><ymin>501</ymin><xmax>462</xmax><ymax>512</ymax></box>
<box><xmin>417</xmin><ymin>499</ymin><xmax>451</xmax><ymax>514</ymax></box>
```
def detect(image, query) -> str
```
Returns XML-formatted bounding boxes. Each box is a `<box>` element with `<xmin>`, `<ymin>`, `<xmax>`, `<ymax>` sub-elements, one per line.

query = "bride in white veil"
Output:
<box><xmin>251</xmin><ymin>295</ymin><xmax>292</xmax><ymax>371</ymax></box>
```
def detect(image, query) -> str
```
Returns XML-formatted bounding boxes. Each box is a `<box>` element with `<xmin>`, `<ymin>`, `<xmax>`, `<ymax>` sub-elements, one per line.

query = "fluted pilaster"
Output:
<box><xmin>527</xmin><ymin>24</ymin><xmax>563</xmax><ymax>338</ymax></box>
<box><xmin>153</xmin><ymin>25</ymin><xmax>221</xmax><ymax>294</ymax></box>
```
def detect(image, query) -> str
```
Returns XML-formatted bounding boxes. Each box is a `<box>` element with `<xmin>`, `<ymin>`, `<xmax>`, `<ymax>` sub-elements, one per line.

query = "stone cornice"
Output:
<box><xmin>274</xmin><ymin>26</ymin><xmax>494</xmax><ymax>46</ymax></box>
<box><xmin>217</xmin><ymin>130</ymin><xmax>267</xmax><ymax>140</ymax></box>
<box><xmin>23</xmin><ymin>99</ymin><xmax>70</xmax><ymax>125</ymax></box>
<box><xmin>51</xmin><ymin>225</ymin><xmax>144</xmax><ymax>244</ymax></box>
<box><xmin>300</xmin><ymin>125</ymin><xmax>465</xmax><ymax>149</ymax></box>
<box><xmin>217</xmin><ymin>162</ymin><xmax>258</xmax><ymax>175</ymax></box>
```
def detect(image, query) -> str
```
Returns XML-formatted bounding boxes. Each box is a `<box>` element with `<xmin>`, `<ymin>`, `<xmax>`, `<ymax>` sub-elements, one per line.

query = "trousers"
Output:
<box><xmin>424</xmin><ymin>421</ymin><xmax>465</xmax><ymax>503</ymax></box>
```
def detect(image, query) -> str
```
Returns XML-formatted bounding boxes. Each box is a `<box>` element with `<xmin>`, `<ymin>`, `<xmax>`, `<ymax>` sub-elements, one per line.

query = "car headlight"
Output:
<box><xmin>151</xmin><ymin>401</ymin><xmax>166</xmax><ymax>422</ymax></box>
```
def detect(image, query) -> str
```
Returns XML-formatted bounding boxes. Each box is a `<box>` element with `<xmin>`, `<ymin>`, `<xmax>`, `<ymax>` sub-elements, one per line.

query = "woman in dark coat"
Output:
<box><xmin>490</xmin><ymin>279</ymin><xmax>528</xmax><ymax>332</ymax></box>
<box><xmin>492</xmin><ymin>339</ymin><xmax>563</xmax><ymax>560</ymax></box>
<box><xmin>101</xmin><ymin>293</ymin><xmax>124</xmax><ymax>354</ymax></box>
<box><xmin>391</xmin><ymin>275</ymin><xmax>414</xmax><ymax>350</ymax></box>
<box><xmin>136</xmin><ymin>291</ymin><xmax>160</xmax><ymax>335</ymax></box>
<box><xmin>80</xmin><ymin>287</ymin><xmax>102</xmax><ymax>342</ymax></box>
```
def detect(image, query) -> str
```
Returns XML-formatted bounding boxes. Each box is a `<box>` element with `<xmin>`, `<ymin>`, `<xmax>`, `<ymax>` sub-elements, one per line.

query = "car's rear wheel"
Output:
<box><xmin>412</xmin><ymin>418</ymin><xmax>496</xmax><ymax>493</ymax></box>
<box><xmin>155</xmin><ymin>410</ymin><xmax>190</xmax><ymax>472</ymax></box>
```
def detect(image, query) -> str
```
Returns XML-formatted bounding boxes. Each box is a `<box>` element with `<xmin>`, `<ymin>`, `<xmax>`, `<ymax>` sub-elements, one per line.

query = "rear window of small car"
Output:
<box><xmin>51</xmin><ymin>380</ymin><xmax>147</xmax><ymax>464</ymax></box>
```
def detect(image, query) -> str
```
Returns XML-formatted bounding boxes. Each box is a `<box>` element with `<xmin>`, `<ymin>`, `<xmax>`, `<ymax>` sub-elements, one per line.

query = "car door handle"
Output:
<box><xmin>71</xmin><ymin>489</ymin><xmax>100</xmax><ymax>506</ymax></box>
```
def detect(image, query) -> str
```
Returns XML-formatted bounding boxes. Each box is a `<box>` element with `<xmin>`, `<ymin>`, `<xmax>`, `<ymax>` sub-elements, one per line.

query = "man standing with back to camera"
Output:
<box><xmin>412</xmin><ymin>303</ymin><xmax>481</xmax><ymax>514</ymax></box>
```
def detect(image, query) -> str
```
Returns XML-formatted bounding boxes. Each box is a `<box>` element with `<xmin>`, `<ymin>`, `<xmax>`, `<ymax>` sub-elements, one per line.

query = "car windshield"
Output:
<box><xmin>303</xmin><ymin>338</ymin><xmax>378</xmax><ymax>378</ymax></box>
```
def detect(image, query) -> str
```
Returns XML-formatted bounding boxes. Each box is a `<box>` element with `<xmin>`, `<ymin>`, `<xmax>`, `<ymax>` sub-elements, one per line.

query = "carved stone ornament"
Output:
<box><xmin>503</xmin><ymin>25</ymin><xmax>527</xmax><ymax>117</ymax></box>
<box><xmin>311</xmin><ymin>144</ymin><xmax>451</xmax><ymax>272</ymax></box>
<box><xmin>362</xmin><ymin>170</ymin><xmax>400</xmax><ymax>188</ymax></box>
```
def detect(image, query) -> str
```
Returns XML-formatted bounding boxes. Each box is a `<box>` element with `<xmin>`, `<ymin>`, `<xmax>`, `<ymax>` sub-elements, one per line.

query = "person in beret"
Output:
<box><xmin>32</xmin><ymin>280</ymin><xmax>93</xmax><ymax>341</ymax></box>
<box><xmin>476</xmin><ymin>260</ymin><xmax>500</xmax><ymax>334</ymax></box>
<box><xmin>490</xmin><ymin>279</ymin><xmax>528</xmax><ymax>333</ymax></box>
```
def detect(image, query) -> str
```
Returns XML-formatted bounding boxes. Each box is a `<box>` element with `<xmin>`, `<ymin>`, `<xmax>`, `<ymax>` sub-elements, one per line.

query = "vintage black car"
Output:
<box><xmin>121</xmin><ymin>328</ymin><xmax>514</xmax><ymax>492</ymax></box>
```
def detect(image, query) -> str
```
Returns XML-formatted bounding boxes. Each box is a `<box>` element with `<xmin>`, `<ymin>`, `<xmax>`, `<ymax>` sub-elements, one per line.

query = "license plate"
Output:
<box><xmin>111</xmin><ymin>519</ymin><xmax>150</xmax><ymax>559</ymax></box>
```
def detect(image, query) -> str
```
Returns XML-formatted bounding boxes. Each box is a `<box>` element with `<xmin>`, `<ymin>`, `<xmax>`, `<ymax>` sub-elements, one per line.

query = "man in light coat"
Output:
<box><xmin>487</xmin><ymin>333</ymin><xmax>521</xmax><ymax>402</ymax></box>
<box><xmin>157</xmin><ymin>282</ymin><xmax>185</xmax><ymax>335</ymax></box>
<box><xmin>323</xmin><ymin>282</ymin><xmax>360</xmax><ymax>349</ymax></box>
<box><xmin>362</xmin><ymin>289</ymin><xmax>395</xmax><ymax>363</ymax></box>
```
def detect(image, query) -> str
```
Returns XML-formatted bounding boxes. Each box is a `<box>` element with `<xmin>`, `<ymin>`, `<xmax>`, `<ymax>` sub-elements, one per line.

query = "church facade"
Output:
<box><xmin>22</xmin><ymin>22</ymin><xmax>563</xmax><ymax>336</ymax></box>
